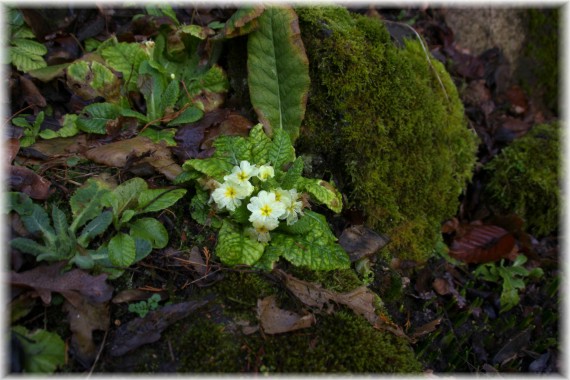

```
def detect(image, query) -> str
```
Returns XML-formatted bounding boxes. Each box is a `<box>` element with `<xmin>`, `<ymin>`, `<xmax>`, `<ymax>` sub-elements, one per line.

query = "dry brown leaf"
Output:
<box><xmin>10</xmin><ymin>262</ymin><xmax>114</xmax><ymax>306</ymax></box>
<box><xmin>339</xmin><ymin>225</ymin><xmax>390</xmax><ymax>262</ymax></box>
<box><xmin>9</xmin><ymin>165</ymin><xmax>52</xmax><ymax>200</ymax></box>
<box><xmin>449</xmin><ymin>224</ymin><xmax>517</xmax><ymax>264</ymax></box>
<box><xmin>109</xmin><ymin>299</ymin><xmax>209</xmax><ymax>357</ymax></box>
<box><xmin>63</xmin><ymin>298</ymin><xmax>109</xmax><ymax>368</ymax></box>
<box><xmin>84</xmin><ymin>136</ymin><xmax>182</xmax><ymax>180</ymax></box>
<box><xmin>7</xmin><ymin>138</ymin><xmax>20</xmax><ymax>164</ymax></box>
<box><xmin>274</xmin><ymin>269</ymin><xmax>410</xmax><ymax>341</ymax></box>
<box><xmin>410</xmin><ymin>318</ymin><xmax>442</xmax><ymax>340</ymax></box>
<box><xmin>257</xmin><ymin>295</ymin><xmax>315</xmax><ymax>334</ymax></box>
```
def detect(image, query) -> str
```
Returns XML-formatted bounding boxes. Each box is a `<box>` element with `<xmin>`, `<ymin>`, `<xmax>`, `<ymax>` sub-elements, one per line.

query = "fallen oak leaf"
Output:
<box><xmin>84</xmin><ymin>136</ymin><xmax>182</xmax><ymax>180</ymax></box>
<box><xmin>10</xmin><ymin>261</ymin><xmax>114</xmax><ymax>306</ymax></box>
<box><xmin>257</xmin><ymin>295</ymin><xmax>315</xmax><ymax>334</ymax></box>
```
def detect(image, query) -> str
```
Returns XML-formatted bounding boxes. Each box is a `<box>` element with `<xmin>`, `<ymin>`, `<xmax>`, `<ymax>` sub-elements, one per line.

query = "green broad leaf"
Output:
<box><xmin>138</xmin><ymin>60</ymin><xmax>167</xmax><ymax>122</ymax></box>
<box><xmin>78</xmin><ymin>102</ymin><xmax>122</xmax><ymax>134</ymax></box>
<box><xmin>129</xmin><ymin>217</ymin><xmax>168</xmax><ymax>249</ymax></box>
<box><xmin>11</xmin><ymin>237</ymin><xmax>51</xmax><ymax>257</ymax></box>
<box><xmin>190</xmin><ymin>187</ymin><xmax>213</xmax><ymax>226</ymax></box>
<box><xmin>7</xmin><ymin>192</ymin><xmax>34</xmax><ymax>215</ymax></box>
<box><xmin>19</xmin><ymin>111</ymin><xmax>44</xmax><ymax>148</ymax></box>
<box><xmin>279</xmin><ymin>156</ymin><xmax>304</xmax><ymax>189</ymax></box>
<box><xmin>212</xmin><ymin>135</ymin><xmax>252</xmax><ymax>166</ymax></box>
<box><xmin>249</xmin><ymin>123</ymin><xmax>272</xmax><ymax>164</ymax></box>
<box><xmin>298</xmin><ymin>178</ymin><xmax>343</xmax><ymax>214</ymax></box>
<box><xmin>278</xmin><ymin>210</ymin><xmax>334</xmax><ymax>239</ymax></box>
<box><xmin>69</xmin><ymin>179</ymin><xmax>111</xmax><ymax>233</ymax></box>
<box><xmin>77</xmin><ymin>210</ymin><xmax>113</xmax><ymax>247</ymax></box>
<box><xmin>268</xmin><ymin>127</ymin><xmax>295</xmax><ymax>170</ymax></box>
<box><xmin>108</xmin><ymin>232</ymin><xmax>136</xmax><ymax>267</ymax></box>
<box><xmin>138</xmin><ymin>188</ymin><xmax>187</xmax><ymax>214</ymax></box>
<box><xmin>173</xmin><ymin>169</ymin><xmax>201</xmax><ymax>185</ymax></box>
<box><xmin>84</xmin><ymin>38</ymin><xmax>101</xmax><ymax>52</ymax></box>
<box><xmin>167</xmin><ymin>106</ymin><xmax>203</xmax><ymax>126</ymax></box>
<box><xmin>10</xmin><ymin>46</ymin><xmax>47</xmax><ymax>72</ymax></box>
<box><xmin>183</xmin><ymin>158</ymin><xmax>234</xmax><ymax>182</ymax></box>
<box><xmin>28</xmin><ymin>63</ymin><xmax>70</xmax><ymax>82</ymax></box>
<box><xmin>221</xmin><ymin>6</ymin><xmax>264</xmax><ymax>38</ymax></box>
<box><xmin>100</xmin><ymin>42</ymin><xmax>149</xmax><ymax>91</ymax></box>
<box><xmin>180</xmin><ymin>24</ymin><xmax>211</xmax><ymax>40</ymax></box>
<box><xmin>146</xmin><ymin>4</ymin><xmax>179</xmax><ymax>25</ymax></box>
<box><xmin>161</xmin><ymin>79</ymin><xmax>180</xmax><ymax>111</ymax></box>
<box><xmin>90</xmin><ymin>61</ymin><xmax>117</xmax><ymax>90</ymax></box>
<box><xmin>12</xmin><ymin>326</ymin><xmax>65</xmax><ymax>374</ymax></box>
<box><xmin>12</xmin><ymin>26</ymin><xmax>35</xmax><ymax>39</ymax></box>
<box><xmin>51</xmin><ymin>206</ymin><xmax>70</xmax><ymax>239</ymax></box>
<box><xmin>134</xmin><ymin>238</ymin><xmax>153</xmax><ymax>262</ymax></box>
<box><xmin>103</xmin><ymin>177</ymin><xmax>146</xmax><ymax>227</ymax></box>
<box><xmin>268</xmin><ymin>232</ymin><xmax>350</xmax><ymax>271</ymax></box>
<box><xmin>216</xmin><ymin>220</ymin><xmax>266</xmax><ymax>266</ymax></box>
<box><xmin>208</xmin><ymin>21</ymin><xmax>225</xmax><ymax>30</ymax></box>
<box><xmin>39</xmin><ymin>114</ymin><xmax>79</xmax><ymax>139</ymax></box>
<box><xmin>140</xmin><ymin>127</ymin><xmax>177</xmax><ymax>146</ymax></box>
<box><xmin>247</xmin><ymin>6</ymin><xmax>310</xmax><ymax>141</ymax></box>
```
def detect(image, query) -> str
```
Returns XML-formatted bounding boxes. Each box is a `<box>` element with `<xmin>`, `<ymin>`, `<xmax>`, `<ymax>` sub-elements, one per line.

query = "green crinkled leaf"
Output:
<box><xmin>184</xmin><ymin>158</ymin><xmax>234</xmax><ymax>182</ymax></box>
<box><xmin>247</xmin><ymin>6</ymin><xmax>310</xmax><ymax>141</ymax></box>
<box><xmin>90</xmin><ymin>61</ymin><xmax>117</xmax><ymax>90</ymax></box>
<box><xmin>138</xmin><ymin>188</ymin><xmax>187</xmax><ymax>214</ymax></box>
<box><xmin>186</xmin><ymin>64</ymin><xmax>229</xmax><ymax>97</ymax></box>
<box><xmin>268</xmin><ymin>232</ymin><xmax>350</xmax><ymax>271</ymax></box>
<box><xmin>278</xmin><ymin>210</ymin><xmax>333</xmax><ymax>238</ymax></box>
<box><xmin>279</xmin><ymin>156</ymin><xmax>304</xmax><ymax>189</ymax></box>
<box><xmin>69</xmin><ymin>179</ymin><xmax>111</xmax><ymax>233</ymax></box>
<box><xmin>190</xmin><ymin>186</ymin><xmax>213</xmax><ymax>226</ymax></box>
<box><xmin>129</xmin><ymin>217</ymin><xmax>168</xmax><ymax>249</ymax></box>
<box><xmin>22</xmin><ymin>204</ymin><xmax>55</xmax><ymax>243</ymax></box>
<box><xmin>10</xmin><ymin>237</ymin><xmax>51</xmax><ymax>257</ymax></box>
<box><xmin>140</xmin><ymin>127</ymin><xmax>177</xmax><ymax>146</ymax></box>
<box><xmin>167</xmin><ymin>106</ymin><xmax>203</xmax><ymax>126</ymax></box>
<box><xmin>213</xmin><ymin>135</ymin><xmax>252</xmax><ymax>166</ymax></box>
<box><xmin>173</xmin><ymin>169</ymin><xmax>201</xmax><ymax>185</ymax></box>
<box><xmin>12</xmin><ymin>326</ymin><xmax>65</xmax><ymax>374</ymax></box>
<box><xmin>138</xmin><ymin>60</ymin><xmax>167</xmax><ymax>121</ymax></box>
<box><xmin>100</xmin><ymin>42</ymin><xmax>149</xmax><ymax>91</ymax></box>
<box><xmin>268</xmin><ymin>127</ymin><xmax>295</xmax><ymax>170</ymax></box>
<box><xmin>216</xmin><ymin>220</ymin><xmax>265</xmax><ymax>266</ymax></box>
<box><xmin>298</xmin><ymin>178</ymin><xmax>343</xmax><ymax>214</ymax></box>
<box><xmin>253</xmin><ymin>247</ymin><xmax>282</xmax><ymax>271</ymax></box>
<box><xmin>78</xmin><ymin>102</ymin><xmax>122</xmax><ymax>134</ymax></box>
<box><xmin>51</xmin><ymin>206</ymin><xmax>69</xmax><ymax>239</ymax></box>
<box><xmin>180</xmin><ymin>24</ymin><xmax>210</xmax><ymax>39</ymax></box>
<box><xmin>120</xmin><ymin>108</ymin><xmax>149</xmax><ymax>123</ymax></box>
<box><xmin>249</xmin><ymin>123</ymin><xmax>272</xmax><ymax>164</ymax></box>
<box><xmin>12</xmin><ymin>38</ymin><xmax>47</xmax><ymax>56</ymax></box>
<box><xmin>77</xmin><ymin>210</ymin><xmax>113</xmax><ymax>247</ymax></box>
<box><xmin>10</xmin><ymin>46</ymin><xmax>47</xmax><ymax>72</ymax></box>
<box><xmin>108</xmin><ymin>232</ymin><xmax>136</xmax><ymax>267</ymax></box>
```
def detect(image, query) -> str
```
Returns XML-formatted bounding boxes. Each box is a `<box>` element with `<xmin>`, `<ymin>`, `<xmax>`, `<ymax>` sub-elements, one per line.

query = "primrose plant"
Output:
<box><xmin>177</xmin><ymin>124</ymin><xmax>350</xmax><ymax>271</ymax></box>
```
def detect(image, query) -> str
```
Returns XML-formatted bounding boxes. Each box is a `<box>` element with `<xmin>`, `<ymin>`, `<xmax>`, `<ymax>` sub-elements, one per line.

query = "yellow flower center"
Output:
<box><xmin>237</xmin><ymin>172</ymin><xmax>248</xmax><ymax>181</ymax></box>
<box><xmin>260</xmin><ymin>205</ymin><xmax>272</xmax><ymax>217</ymax></box>
<box><xmin>225</xmin><ymin>187</ymin><xmax>237</xmax><ymax>199</ymax></box>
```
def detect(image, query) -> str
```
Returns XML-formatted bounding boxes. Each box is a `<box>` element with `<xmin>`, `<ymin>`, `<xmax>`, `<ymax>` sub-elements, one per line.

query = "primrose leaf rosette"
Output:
<box><xmin>179</xmin><ymin>124</ymin><xmax>350</xmax><ymax>271</ymax></box>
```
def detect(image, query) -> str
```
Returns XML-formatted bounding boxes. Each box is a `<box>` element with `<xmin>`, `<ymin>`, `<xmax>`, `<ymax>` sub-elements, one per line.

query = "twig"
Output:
<box><xmin>87</xmin><ymin>327</ymin><xmax>109</xmax><ymax>377</ymax></box>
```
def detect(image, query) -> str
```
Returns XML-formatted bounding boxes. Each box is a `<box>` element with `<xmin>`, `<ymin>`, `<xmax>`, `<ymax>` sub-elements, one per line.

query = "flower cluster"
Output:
<box><xmin>210</xmin><ymin>160</ymin><xmax>303</xmax><ymax>242</ymax></box>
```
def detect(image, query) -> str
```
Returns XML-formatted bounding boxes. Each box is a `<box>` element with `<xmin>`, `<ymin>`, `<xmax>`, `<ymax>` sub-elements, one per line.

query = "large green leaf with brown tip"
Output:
<box><xmin>247</xmin><ymin>6</ymin><xmax>310</xmax><ymax>142</ymax></box>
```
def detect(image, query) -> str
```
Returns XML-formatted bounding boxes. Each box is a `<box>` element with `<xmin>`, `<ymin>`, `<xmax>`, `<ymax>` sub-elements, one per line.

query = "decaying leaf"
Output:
<box><xmin>449</xmin><ymin>224</ymin><xmax>517</xmax><ymax>264</ymax></box>
<box><xmin>7</xmin><ymin>138</ymin><xmax>20</xmax><ymax>164</ymax></box>
<box><xmin>20</xmin><ymin>134</ymin><xmax>89</xmax><ymax>160</ymax></box>
<box><xmin>339</xmin><ymin>225</ymin><xmax>390</xmax><ymax>262</ymax></box>
<box><xmin>109</xmin><ymin>299</ymin><xmax>209</xmax><ymax>357</ymax></box>
<box><xmin>63</xmin><ymin>298</ymin><xmax>109</xmax><ymax>368</ymax></box>
<box><xmin>9</xmin><ymin>165</ymin><xmax>52</xmax><ymax>200</ymax></box>
<box><xmin>257</xmin><ymin>295</ymin><xmax>315</xmax><ymax>334</ymax></box>
<box><xmin>112</xmin><ymin>289</ymin><xmax>168</xmax><ymax>304</ymax></box>
<box><xmin>84</xmin><ymin>136</ymin><xmax>182</xmax><ymax>180</ymax></box>
<box><xmin>274</xmin><ymin>269</ymin><xmax>410</xmax><ymax>340</ymax></box>
<box><xmin>10</xmin><ymin>262</ymin><xmax>114</xmax><ymax>306</ymax></box>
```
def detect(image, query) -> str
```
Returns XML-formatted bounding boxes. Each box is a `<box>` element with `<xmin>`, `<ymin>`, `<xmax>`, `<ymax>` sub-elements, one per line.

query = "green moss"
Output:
<box><xmin>485</xmin><ymin>122</ymin><xmax>560</xmax><ymax>236</ymax></box>
<box><xmin>296</xmin><ymin>6</ymin><xmax>478</xmax><ymax>262</ymax></box>
<box><xmin>287</xmin><ymin>265</ymin><xmax>364</xmax><ymax>293</ymax></box>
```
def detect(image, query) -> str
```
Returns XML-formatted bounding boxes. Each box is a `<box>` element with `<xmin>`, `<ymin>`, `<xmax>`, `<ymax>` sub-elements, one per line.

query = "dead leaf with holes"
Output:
<box><xmin>257</xmin><ymin>295</ymin><xmax>315</xmax><ymax>334</ymax></box>
<box><xmin>84</xmin><ymin>136</ymin><xmax>182</xmax><ymax>180</ymax></box>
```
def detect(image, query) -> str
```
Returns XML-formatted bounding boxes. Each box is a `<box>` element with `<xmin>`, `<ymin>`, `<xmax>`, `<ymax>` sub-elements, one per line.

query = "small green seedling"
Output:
<box><xmin>128</xmin><ymin>294</ymin><xmax>162</xmax><ymax>318</ymax></box>
<box><xmin>8</xmin><ymin>8</ymin><xmax>48</xmax><ymax>73</ymax></box>
<box><xmin>474</xmin><ymin>255</ymin><xmax>544</xmax><ymax>313</ymax></box>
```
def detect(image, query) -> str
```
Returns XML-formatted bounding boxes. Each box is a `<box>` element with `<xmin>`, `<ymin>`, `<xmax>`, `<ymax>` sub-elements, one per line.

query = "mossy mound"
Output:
<box><xmin>295</xmin><ymin>6</ymin><xmax>478</xmax><ymax>262</ymax></box>
<box><xmin>485</xmin><ymin>122</ymin><xmax>560</xmax><ymax>236</ymax></box>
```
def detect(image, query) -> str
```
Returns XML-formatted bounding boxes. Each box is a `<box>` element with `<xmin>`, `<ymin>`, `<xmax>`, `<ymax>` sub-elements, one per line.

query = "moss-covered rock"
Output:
<box><xmin>485</xmin><ymin>122</ymin><xmax>560</xmax><ymax>236</ymax></box>
<box><xmin>295</xmin><ymin>6</ymin><xmax>478</xmax><ymax>262</ymax></box>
